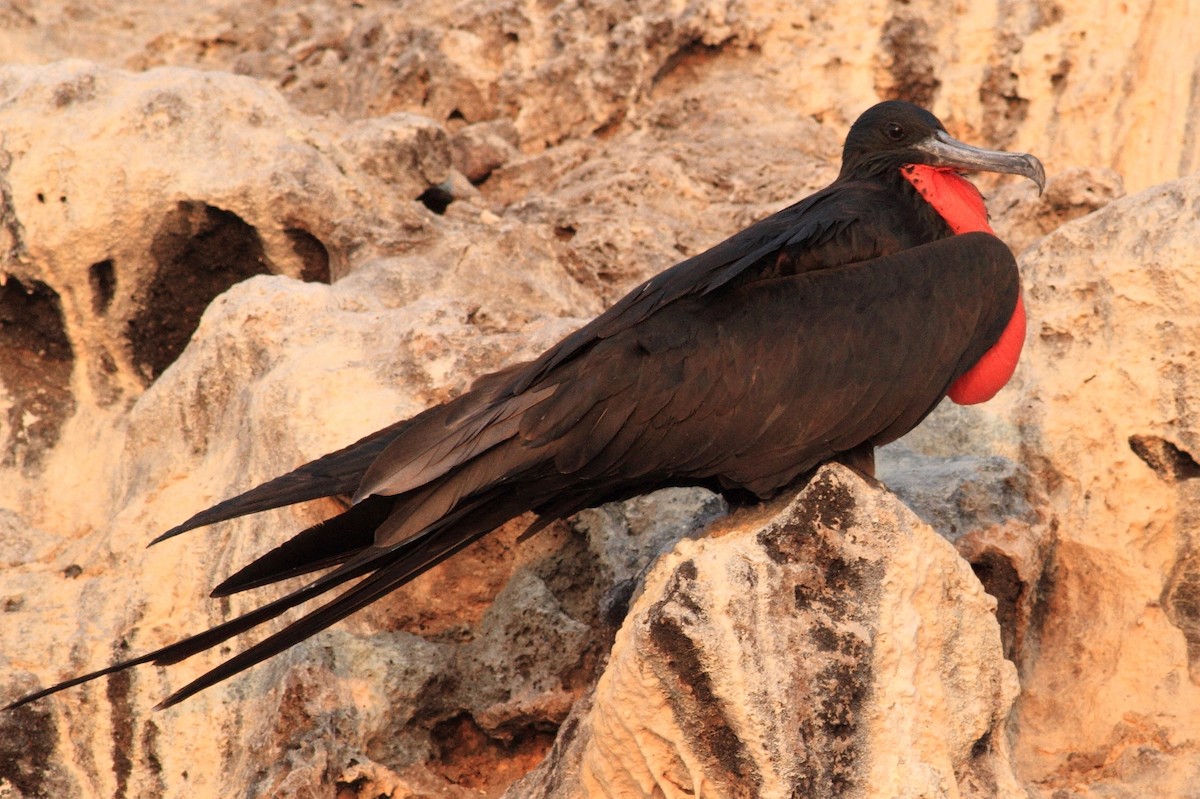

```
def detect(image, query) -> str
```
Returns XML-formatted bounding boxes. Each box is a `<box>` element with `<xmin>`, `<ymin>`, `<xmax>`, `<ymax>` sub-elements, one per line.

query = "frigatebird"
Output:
<box><xmin>9</xmin><ymin>101</ymin><xmax>1044</xmax><ymax>710</ymax></box>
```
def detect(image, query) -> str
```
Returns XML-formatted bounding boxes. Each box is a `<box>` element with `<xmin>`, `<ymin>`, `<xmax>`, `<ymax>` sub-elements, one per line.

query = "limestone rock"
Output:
<box><xmin>1004</xmin><ymin>174</ymin><xmax>1200</xmax><ymax>797</ymax></box>
<box><xmin>3</xmin><ymin>2</ymin><xmax>1200</xmax><ymax>798</ymax></box>
<box><xmin>10</xmin><ymin>1</ymin><xmax>1200</xmax><ymax>193</ymax></box>
<box><xmin>450</xmin><ymin>120</ymin><xmax>521</xmax><ymax>184</ymax></box>
<box><xmin>898</xmin><ymin>173</ymin><xmax>1200</xmax><ymax>797</ymax></box>
<box><xmin>0</xmin><ymin>60</ymin><xmax>446</xmax><ymax>476</ymax></box>
<box><xmin>507</xmin><ymin>466</ymin><xmax>1022</xmax><ymax>799</ymax></box>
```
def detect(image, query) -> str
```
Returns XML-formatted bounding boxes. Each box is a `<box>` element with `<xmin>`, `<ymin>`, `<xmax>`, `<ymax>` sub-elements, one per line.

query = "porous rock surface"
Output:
<box><xmin>0</xmin><ymin>1</ymin><xmax>1198</xmax><ymax>798</ymax></box>
<box><xmin>898</xmin><ymin>172</ymin><xmax>1200</xmax><ymax>798</ymax></box>
<box><xmin>508</xmin><ymin>465</ymin><xmax>1022</xmax><ymax>799</ymax></box>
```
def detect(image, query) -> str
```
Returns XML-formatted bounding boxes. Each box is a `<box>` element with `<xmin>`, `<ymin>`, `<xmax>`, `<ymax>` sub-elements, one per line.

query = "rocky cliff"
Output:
<box><xmin>1</xmin><ymin>1</ymin><xmax>1198</xmax><ymax>797</ymax></box>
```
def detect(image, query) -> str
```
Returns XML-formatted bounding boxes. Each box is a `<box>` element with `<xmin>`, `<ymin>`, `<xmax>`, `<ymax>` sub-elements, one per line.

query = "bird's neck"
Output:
<box><xmin>899</xmin><ymin>164</ymin><xmax>993</xmax><ymax>235</ymax></box>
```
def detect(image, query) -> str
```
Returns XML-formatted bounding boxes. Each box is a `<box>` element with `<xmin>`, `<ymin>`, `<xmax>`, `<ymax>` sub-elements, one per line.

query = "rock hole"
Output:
<box><xmin>334</xmin><ymin>776</ymin><xmax>368</xmax><ymax>798</ymax></box>
<box><xmin>0</xmin><ymin>277</ymin><xmax>75</xmax><ymax>469</ymax></box>
<box><xmin>969</xmin><ymin>550</ymin><xmax>1023</xmax><ymax>660</ymax></box>
<box><xmin>127</xmin><ymin>201</ymin><xmax>271</xmax><ymax>383</ymax></box>
<box><xmin>1128</xmin><ymin>434</ymin><xmax>1200</xmax><ymax>481</ymax></box>
<box><xmin>418</xmin><ymin>185</ymin><xmax>454</xmax><ymax>215</ymax></box>
<box><xmin>89</xmin><ymin>259</ymin><xmax>116</xmax><ymax>315</ymax></box>
<box><xmin>284</xmin><ymin>228</ymin><xmax>330</xmax><ymax>283</ymax></box>
<box><xmin>428</xmin><ymin>713</ymin><xmax>556</xmax><ymax>794</ymax></box>
<box><xmin>651</xmin><ymin>39</ymin><xmax>728</xmax><ymax>86</ymax></box>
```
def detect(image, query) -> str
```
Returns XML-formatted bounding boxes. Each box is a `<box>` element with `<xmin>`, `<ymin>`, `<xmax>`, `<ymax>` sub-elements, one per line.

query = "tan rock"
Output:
<box><xmin>898</xmin><ymin>173</ymin><xmax>1200</xmax><ymax>797</ymax></box>
<box><xmin>9</xmin><ymin>1</ymin><xmax>1199</xmax><ymax>192</ymax></box>
<box><xmin>2</xmin><ymin>2</ymin><xmax>1199</xmax><ymax>797</ymax></box>
<box><xmin>0</xmin><ymin>59</ymin><xmax>447</xmax><ymax>484</ymax></box>
<box><xmin>508</xmin><ymin>466</ymin><xmax>1021</xmax><ymax>799</ymax></box>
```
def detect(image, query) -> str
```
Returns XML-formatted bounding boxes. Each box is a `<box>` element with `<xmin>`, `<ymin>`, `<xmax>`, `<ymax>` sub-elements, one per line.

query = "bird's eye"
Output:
<box><xmin>884</xmin><ymin>122</ymin><xmax>905</xmax><ymax>142</ymax></box>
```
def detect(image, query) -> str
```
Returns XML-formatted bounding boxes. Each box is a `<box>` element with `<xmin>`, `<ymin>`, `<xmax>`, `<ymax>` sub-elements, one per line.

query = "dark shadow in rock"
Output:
<box><xmin>285</xmin><ymin>227</ymin><xmax>331</xmax><ymax>284</ymax></box>
<box><xmin>418</xmin><ymin>184</ymin><xmax>454</xmax><ymax>215</ymax></box>
<box><xmin>0</xmin><ymin>277</ymin><xmax>75</xmax><ymax>469</ymax></box>
<box><xmin>0</xmin><ymin>681</ymin><xmax>77</xmax><ymax>797</ymax></box>
<box><xmin>88</xmin><ymin>259</ymin><xmax>116</xmax><ymax>315</ymax></box>
<box><xmin>1129</xmin><ymin>434</ymin><xmax>1200</xmax><ymax>481</ymax></box>
<box><xmin>127</xmin><ymin>201</ymin><xmax>272</xmax><ymax>383</ymax></box>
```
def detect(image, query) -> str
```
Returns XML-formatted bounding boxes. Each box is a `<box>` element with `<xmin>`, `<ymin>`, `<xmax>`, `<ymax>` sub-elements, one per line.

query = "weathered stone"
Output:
<box><xmin>451</xmin><ymin>119</ymin><xmax>520</xmax><ymax>184</ymax></box>
<box><xmin>507</xmin><ymin>466</ymin><xmax>1022</xmax><ymax>799</ymax></box>
<box><xmin>3</xmin><ymin>1</ymin><xmax>1200</xmax><ymax>797</ymax></box>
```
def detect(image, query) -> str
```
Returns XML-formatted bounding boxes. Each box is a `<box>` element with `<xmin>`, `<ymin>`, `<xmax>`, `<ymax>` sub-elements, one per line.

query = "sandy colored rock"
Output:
<box><xmin>508</xmin><ymin>466</ymin><xmax>1021</xmax><ymax>799</ymax></box>
<box><xmin>5</xmin><ymin>1</ymin><xmax>1199</xmax><ymax>192</ymax></box>
<box><xmin>1008</xmin><ymin>175</ymin><xmax>1200</xmax><ymax>796</ymax></box>
<box><xmin>0</xmin><ymin>60</ymin><xmax>447</xmax><ymax>481</ymax></box>
<box><xmin>895</xmin><ymin>173</ymin><xmax>1200</xmax><ymax>797</ymax></box>
<box><xmin>1</xmin><ymin>1</ymin><xmax>1199</xmax><ymax>798</ymax></box>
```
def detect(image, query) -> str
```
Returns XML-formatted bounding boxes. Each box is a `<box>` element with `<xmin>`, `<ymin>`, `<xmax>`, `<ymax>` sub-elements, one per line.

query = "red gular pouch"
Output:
<box><xmin>901</xmin><ymin>164</ymin><xmax>1026</xmax><ymax>405</ymax></box>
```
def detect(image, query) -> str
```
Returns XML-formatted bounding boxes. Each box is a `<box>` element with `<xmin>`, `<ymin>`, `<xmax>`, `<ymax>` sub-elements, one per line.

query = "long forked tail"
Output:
<box><xmin>5</xmin><ymin>492</ymin><xmax>516</xmax><ymax>711</ymax></box>
<box><xmin>145</xmin><ymin>361</ymin><xmax>529</xmax><ymax>546</ymax></box>
<box><xmin>147</xmin><ymin>419</ymin><xmax>409</xmax><ymax>545</ymax></box>
<box><xmin>6</xmin><ymin>363</ymin><xmax>560</xmax><ymax>710</ymax></box>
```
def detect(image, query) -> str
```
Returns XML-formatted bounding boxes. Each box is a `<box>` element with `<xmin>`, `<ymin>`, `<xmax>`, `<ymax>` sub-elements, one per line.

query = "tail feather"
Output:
<box><xmin>9</xmin><ymin>363</ymin><xmax>589</xmax><ymax>710</ymax></box>
<box><xmin>149</xmin><ymin>420</ymin><xmax>410</xmax><ymax>545</ymax></box>
<box><xmin>156</xmin><ymin>525</ymin><xmax>490</xmax><ymax>709</ymax></box>
<box><xmin>154</xmin><ymin>483</ymin><xmax>567</xmax><ymax>707</ymax></box>
<box><xmin>4</xmin><ymin>544</ymin><xmax>386</xmax><ymax>710</ymax></box>
<box><xmin>209</xmin><ymin>498</ymin><xmax>394</xmax><ymax>597</ymax></box>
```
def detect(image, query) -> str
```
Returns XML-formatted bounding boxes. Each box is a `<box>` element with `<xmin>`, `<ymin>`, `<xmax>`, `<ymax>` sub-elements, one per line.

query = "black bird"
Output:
<box><xmin>9</xmin><ymin>101</ymin><xmax>1045</xmax><ymax>710</ymax></box>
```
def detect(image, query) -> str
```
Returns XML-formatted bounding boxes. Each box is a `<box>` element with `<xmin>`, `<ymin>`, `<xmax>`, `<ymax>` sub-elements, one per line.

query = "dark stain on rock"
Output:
<box><xmin>53</xmin><ymin>73</ymin><xmax>97</xmax><ymax>107</ymax></box>
<box><xmin>0</xmin><ymin>699</ymin><xmax>60</xmax><ymax>798</ymax></box>
<box><xmin>647</xmin><ymin>612</ymin><xmax>760</xmax><ymax>798</ymax></box>
<box><xmin>141</xmin><ymin>720</ymin><xmax>165</xmax><ymax>798</ymax></box>
<box><xmin>764</xmin><ymin>474</ymin><xmax>881</xmax><ymax>795</ymax></box>
<box><xmin>106</xmin><ymin>666</ymin><xmax>134</xmax><ymax>799</ymax></box>
<box><xmin>810</xmin><ymin>624</ymin><xmax>838</xmax><ymax>652</ymax></box>
<box><xmin>128</xmin><ymin>201</ymin><xmax>272</xmax><ymax>383</ymax></box>
<box><xmin>759</xmin><ymin>471</ymin><xmax>859</xmax><ymax>565</ymax></box>
<box><xmin>1129</xmin><ymin>434</ymin><xmax>1200</xmax><ymax>481</ymax></box>
<box><xmin>1162</xmin><ymin>551</ymin><xmax>1200</xmax><ymax>683</ymax></box>
<box><xmin>879</xmin><ymin>15</ymin><xmax>941</xmax><ymax>108</ymax></box>
<box><xmin>0</xmin><ymin>277</ymin><xmax>75</xmax><ymax>470</ymax></box>
<box><xmin>980</xmin><ymin>41</ymin><xmax>1031</xmax><ymax>147</ymax></box>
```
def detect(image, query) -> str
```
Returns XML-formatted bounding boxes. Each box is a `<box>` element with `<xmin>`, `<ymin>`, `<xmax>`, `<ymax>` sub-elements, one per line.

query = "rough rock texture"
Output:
<box><xmin>508</xmin><ymin>466</ymin><xmax>1022</xmax><ymax>799</ymax></box>
<box><xmin>6</xmin><ymin>0</ymin><xmax>1199</xmax><ymax>191</ymax></box>
<box><xmin>898</xmin><ymin>173</ymin><xmax>1200</xmax><ymax>798</ymax></box>
<box><xmin>0</xmin><ymin>1</ymin><xmax>1198</xmax><ymax>798</ymax></box>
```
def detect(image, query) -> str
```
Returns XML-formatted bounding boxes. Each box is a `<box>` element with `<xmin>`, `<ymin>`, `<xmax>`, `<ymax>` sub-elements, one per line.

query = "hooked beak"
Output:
<box><xmin>913</xmin><ymin>129</ymin><xmax>1046</xmax><ymax>194</ymax></box>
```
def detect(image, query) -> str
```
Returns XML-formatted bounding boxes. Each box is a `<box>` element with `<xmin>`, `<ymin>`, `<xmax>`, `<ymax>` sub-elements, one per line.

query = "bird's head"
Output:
<box><xmin>838</xmin><ymin>100</ymin><xmax>1045</xmax><ymax>193</ymax></box>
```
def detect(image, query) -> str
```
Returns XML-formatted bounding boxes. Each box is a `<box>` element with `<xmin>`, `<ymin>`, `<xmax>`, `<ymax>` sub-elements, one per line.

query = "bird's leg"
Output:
<box><xmin>833</xmin><ymin>442</ymin><xmax>876</xmax><ymax>481</ymax></box>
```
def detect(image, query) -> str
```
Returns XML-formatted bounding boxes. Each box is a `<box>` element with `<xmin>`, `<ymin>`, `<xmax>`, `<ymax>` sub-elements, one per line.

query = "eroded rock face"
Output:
<box><xmin>2</xmin><ymin>1</ymin><xmax>1199</xmax><ymax>798</ymax></box>
<box><xmin>0</xmin><ymin>60</ymin><xmax>446</xmax><ymax>478</ymax></box>
<box><xmin>893</xmin><ymin>173</ymin><xmax>1200</xmax><ymax>797</ymax></box>
<box><xmin>508</xmin><ymin>466</ymin><xmax>1021</xmax><ymax>799</ymax></box>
